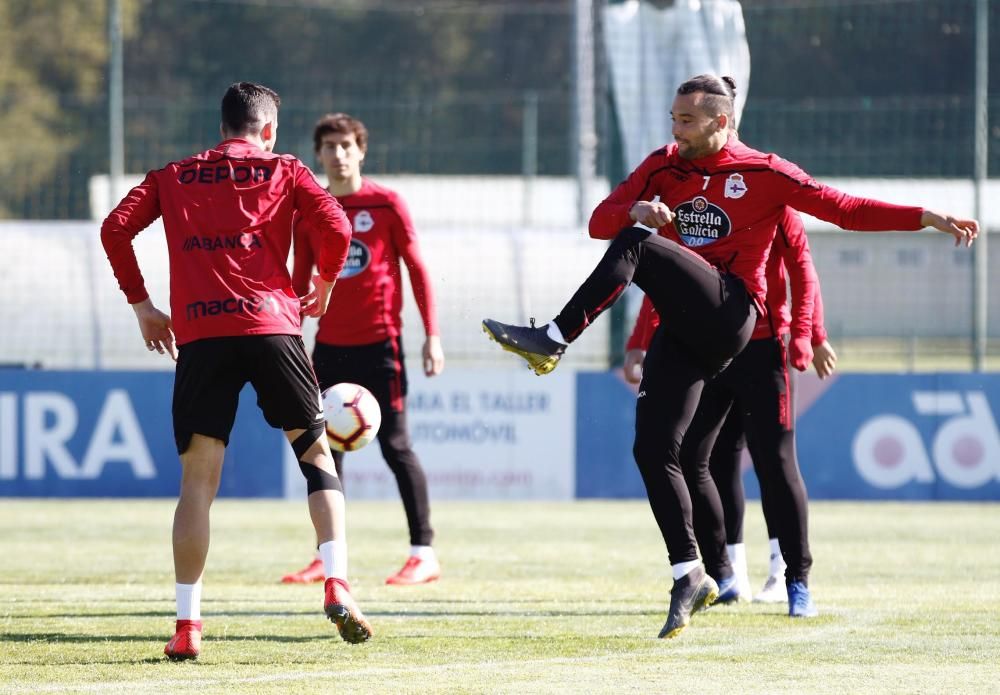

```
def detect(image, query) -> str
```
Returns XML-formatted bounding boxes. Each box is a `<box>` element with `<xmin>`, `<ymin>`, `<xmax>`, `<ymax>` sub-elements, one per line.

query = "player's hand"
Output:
<box><xmin>623</xmin><ymin>349</ymin><xmax>645</xmax><ymax>384</ymax></box>
<box><xmin>789</xmin><ymin>336</ymin><xmax>814</xmax><ymax>372</ymax></box>
<box><xmin>628</xmin><ymin>201</ymin><xmax>675</xmax><ymax>228</ymax></box>
<box><xmin>131</xmin><ymin>298</ymin><xmax>176</xmax><ymax>361</ymax></box>
<box><xmin>301</xmin><ymin>274</ymin><xmax>335</xmax><ymax>317</ymax></box>
<box><xmin>812</xmin><ymin>339</ymin><xmax>838</xmax><ymax>379</ymax></box>
<box><xmin>921</xmin><ymin>210</ymin><xmax>979</xmax><ymax>248</ymax></box>
<box><xmin>423</xmin><ymin>335</ymin><xmax>445</xmax><ymax>377</ymax></box>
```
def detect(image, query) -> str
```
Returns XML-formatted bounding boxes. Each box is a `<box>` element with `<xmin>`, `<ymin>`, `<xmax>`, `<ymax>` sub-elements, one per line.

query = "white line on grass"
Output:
<box><xmin>13</xmin><ymin>610</ymin><xmax>879</xmax><ymax>694</ymax></box>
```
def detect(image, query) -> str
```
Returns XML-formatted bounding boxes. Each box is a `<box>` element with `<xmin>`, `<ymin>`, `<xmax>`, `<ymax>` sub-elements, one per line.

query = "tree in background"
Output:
<box><xmin>0</xmin><ymin>0</ymin><xmax>138</xmax><ymax>218</ymax></box>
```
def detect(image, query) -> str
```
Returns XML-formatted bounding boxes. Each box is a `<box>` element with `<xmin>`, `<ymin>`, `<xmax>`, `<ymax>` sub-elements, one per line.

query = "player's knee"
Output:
<box><xmin>383</xmin><ymin>449</ymin><xmax>420</xmax><ymax>475</ymax></box>
<box><xmin>633</xmin><ymin>430</ymin><xmax>679</xmax><ymax>461</ymax></box>
<box><xmin>613</xmin><ymin>225</ymin><xmax>649</xmax><ymax>249</ymax></box>
<box><xmin>298</xmin><ymin>461</ymin><xmax>343</xmax><ymax>495</ymax></box>
<box><xmin>380</xmin><ymin>429</ymin><xmax>414</xmax><ymax>457</ymax></box>
<box><xmin>291</xmin><ymin>420</ymin><xmax>325</xmax><ymax>460</ymax></box>
<box><xmin>292</xmin><ymin>422</ymin><xmax>343</xmax><ymax>494</ymax></box>
<box><xmin>632</xmin><ymin>441</ymin><xmax>657</xmax><ymax>471</ymax></box>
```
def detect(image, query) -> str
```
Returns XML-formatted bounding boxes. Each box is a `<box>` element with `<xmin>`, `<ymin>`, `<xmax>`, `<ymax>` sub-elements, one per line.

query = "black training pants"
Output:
<box><xmin>554</xmin><ymin>227</ymin><xmax>756</xmax><ymax>572</ymax></box>
<box><xmin>691</xmin><ymin>337</ymin><xmax>812</xmax><ymax>584</ymax></box>
<box><xmin>313</xmin><ymin>338</ymin><xmax>434</xmax><ymax>547</ymax></box>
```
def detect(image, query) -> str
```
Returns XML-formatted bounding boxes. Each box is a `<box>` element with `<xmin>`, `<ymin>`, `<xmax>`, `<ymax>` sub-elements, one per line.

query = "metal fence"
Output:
<box><xmin>5</xmin><ymin>0</ymin><xmax>999</xmax><ymax>220</ymax></box>
<box><xmin>1</xmin><ymin>0</ymin><xmax>997</xmax><ymax>369</ymax></box>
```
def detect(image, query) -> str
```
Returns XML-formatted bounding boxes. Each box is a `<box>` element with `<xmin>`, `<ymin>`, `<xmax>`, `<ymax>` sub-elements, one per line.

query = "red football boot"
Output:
<box><xmin>385</xmin><ymin>556</ymin><xmax>441</xmax><ymax>586</ymax></box>
<box><xmin>164</xmin><ymin>619</ymin><xmax>202</xmax><ymax>661</ymax></box>
<box><xmin>324</xmin><ymin>577</ymin><xmax>373</xmax><ymax>644</ymax></box>
<box><xmin>281</xmin><ymin>557</ymin><xmax>325</xmax><ymax>584</ymax></box>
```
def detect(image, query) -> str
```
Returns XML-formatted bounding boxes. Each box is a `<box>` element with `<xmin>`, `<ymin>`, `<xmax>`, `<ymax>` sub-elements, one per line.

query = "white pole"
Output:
<box><xmin>972</xmin><ymin>0</ymin><xmax>989</xmax><ymax>371</ymax></box>
<box><xmin>573</xmin><ymin>0</ymin><xmax>598</xmax><ymax>227</ymax></box>
<box><xmin>522</xmin><ymin>90</ymin><xmax>538</xmax><ymax>227</ymax></box>
<box><xmin>94</xmin><ymin>0</ymin><xmax>124</xmax><ymax>370</ymax></box>
<box><xmin>108</xmin><ymin>0</ymin><xmax>124</xmax><ymax>210</ymax></box>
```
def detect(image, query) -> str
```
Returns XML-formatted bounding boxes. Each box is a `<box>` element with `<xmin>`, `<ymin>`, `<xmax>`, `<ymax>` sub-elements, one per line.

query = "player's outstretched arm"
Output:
<box><xmin>131</xmin><ymin>298</ymin><xmax>176</xmax><ymax>360</ymax></box>
<box><xmin>920</xmin><ymin>210</ymin><xmax>979</xmax><ymax>247</ymax></box>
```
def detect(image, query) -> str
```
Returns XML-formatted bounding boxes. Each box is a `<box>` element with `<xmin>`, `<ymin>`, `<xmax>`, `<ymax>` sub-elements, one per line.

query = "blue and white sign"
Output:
<box><xmin>0</xmin><ymin>371</ymin><xmax>284</xmax><ymax>497</ymax></box>
<box><xmin>3</xmin><ymin>369</ymin><xmax>999</xmax><ymax>501</ymax></box>
<box><xmin>797</xmin><ymin>374</ymin><xmax>1000</xmax><ymax>500</ymax></box>
<box><xmin>575</xmin><ymin>371</ymin><xmax>1000</xmax><ymax>501</ymax></box>
<box><xmin>285</xmin><ymin>370</ymin><xmax>576</xmax><ymax>500</ymax></box>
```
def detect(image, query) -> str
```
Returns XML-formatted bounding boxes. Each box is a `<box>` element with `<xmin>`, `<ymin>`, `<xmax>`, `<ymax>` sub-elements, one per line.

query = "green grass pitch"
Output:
<box><xmin>2</xmin><ymin>499</ymin><xmax>998</xmax><ymax>694</ymax></box>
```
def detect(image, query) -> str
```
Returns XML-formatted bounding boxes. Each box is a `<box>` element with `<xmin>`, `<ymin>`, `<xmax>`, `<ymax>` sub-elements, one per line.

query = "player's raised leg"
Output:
<box><xmin>484</xmin><ymin>228</ymin><xmax>750</xmax><ymax>378</ymax></box>
<box><xmin>484</xmin><ymin>228</ymin><xmax>656</xmax><ymax>375</ymax></box>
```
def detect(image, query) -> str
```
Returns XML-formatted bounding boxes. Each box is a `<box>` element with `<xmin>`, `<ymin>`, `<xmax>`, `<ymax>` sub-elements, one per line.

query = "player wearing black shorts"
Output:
<box><xmin>101</xmin><ymin>82</ymin><xmax>373</xmax><ymax>659</ymax></box>
<box><xmin>483</xmin><ymin>74</ymin><xmax>977</xmax><ymax>638</ymax></box>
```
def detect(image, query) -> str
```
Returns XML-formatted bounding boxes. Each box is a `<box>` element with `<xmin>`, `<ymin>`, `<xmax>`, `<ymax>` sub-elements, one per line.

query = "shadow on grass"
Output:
<box><xmin>8</xmin><ymin>604</ymin><xmax>664</xmax><ymax>621</ymax></box>
<box><xmin>0</xmin><ymin>631</ymin><xmax>344</xmax><ymax>665</ymax></box>
<box><xmin>8</xmin><ymin>594</ymin><xmax>667</xmax><ymax>620</ymax></box>
<box><xmin>0</xmin><ymin>632</ymin><xmax>344</xmax><ymax>644</ymax></box>
<box><xmin>6</xmin><ymin>609</ymin><xmax>312</xmax><ymax>620</ymax></box>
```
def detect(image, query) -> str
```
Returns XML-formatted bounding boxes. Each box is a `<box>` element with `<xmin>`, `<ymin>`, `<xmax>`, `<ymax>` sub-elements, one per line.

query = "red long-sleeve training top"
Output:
<box><xmin>592</xmin><ymin>135</ymin><xmax>923</xmax><ymax>321</ymax></box>
<box><xmin>627</xmin><ymin>207</ymin><xmax>828</xmax><ymax>351</ymax></box>
<box><xmin>292</xmin><ymin>178</ymin><xmax>439</xmax><ymax>346</ymax></box>
<box><xmin>101</xmin><ymin>138</ymin><xmax>351</xmax><ymax>346</ymax></box>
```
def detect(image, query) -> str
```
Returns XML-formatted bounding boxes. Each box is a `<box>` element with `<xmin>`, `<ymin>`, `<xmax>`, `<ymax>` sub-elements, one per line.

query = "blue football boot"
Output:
<box><xmin>787</xmin><ymin>581</ymin><xmax>819</xmax><ymax>618</ymax></box>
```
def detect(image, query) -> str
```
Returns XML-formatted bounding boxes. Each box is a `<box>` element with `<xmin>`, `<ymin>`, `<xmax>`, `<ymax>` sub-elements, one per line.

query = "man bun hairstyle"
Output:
<box><xmin>221</xmin><ymin>82</ymin><xmax>280</xmax><ymax>137</ymax></box>
<box><xmin>313</xmin><ymin>112</ymin><xmax>369</xmax><ymax>153</ymax></box>
<box><xmin>677</xmin><ymin>74</ymin><xmax>736</xmax><ymax>121</ymax></box>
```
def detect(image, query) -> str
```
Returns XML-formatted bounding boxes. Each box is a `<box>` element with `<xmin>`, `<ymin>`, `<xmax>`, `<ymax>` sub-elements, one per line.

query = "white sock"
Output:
<box><xmin>318</xmin><ymin>539</ymin><xmax>348</xmax><ymax>580</ymax></box>
<box><xmin>410</xmin><ymin>545</ymin><xmax>437</xmax><ymax>561</ymax></box>
<box><xmin>671</xmin><ymin>559</ymin><xmax>701</xmax><ymax>581</ymax></box>
<box><xmin>727</xmin><ymin>543</ymin><xmax>748</xmax><ymax>573</ymax></box>
<box><xmin>768</xmin><ymin>538</ymin><xmax>786</xmax><ymax>576</ymax></box>
<box><xmin>545</xmin><ymin>322</ymin><xmax>568</xmax><ymax>345</ymax></box>
<box><xmin>175</xmin><ymin>581</ymin><xmax>202</xmax><ymax>621</ymax></box>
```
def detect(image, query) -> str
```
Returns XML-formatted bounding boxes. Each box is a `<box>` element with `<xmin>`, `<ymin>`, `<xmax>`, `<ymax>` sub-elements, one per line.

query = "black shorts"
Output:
<box><xmin>172</xmin><ymin>335</ymin><xmax>323</xmax><ymax>454</ymax></box>
<box><xmin>312</xmin><ymin>337</ymin><xmax>408</xmax><ymax>415</ymax></box>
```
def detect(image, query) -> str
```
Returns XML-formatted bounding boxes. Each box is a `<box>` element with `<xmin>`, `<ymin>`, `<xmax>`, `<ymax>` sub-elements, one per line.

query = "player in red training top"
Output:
<box><xmin>101</xmin><ymin>83</ymin><xmax>372</xmax><ymax>660</ymax></box>
<box><xmin>624</xmin><ymin>207</ymin><xmax>836</xmax><ymax>607</ymax></box>
<box><xmin>283</xmin><ymin>113</ymin><xmax>445</xmax><ymax>587</ymax></box>
<box><xmin>483</xmin><ymin>74</ymin><xmax>977</xmax><ymax>639</ymax></box>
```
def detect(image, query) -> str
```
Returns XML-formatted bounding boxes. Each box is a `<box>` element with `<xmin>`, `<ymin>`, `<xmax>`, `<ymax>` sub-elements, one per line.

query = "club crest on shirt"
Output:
<box><xmin>352</xmin><ymin>210</ymin><xmax>374</xmax><ymax>233</ymax></box>
<box><xmin>673</xmin><ymin>196</ymin><xmax>732</xmax><ymax>247</ymax></box>
<box><xmin>724</xmin><ymin>173</ymin><xmax>748</xmax><ymax>199</ymax></box>
<box><xmin>340</xmin><ymin>238</ymin><xmax>371</xmax><ymax>278</ymax></box>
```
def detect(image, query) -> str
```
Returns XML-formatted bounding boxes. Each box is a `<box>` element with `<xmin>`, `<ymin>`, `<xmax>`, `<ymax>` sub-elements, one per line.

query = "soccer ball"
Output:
<box><xmin>321</xmin><ymin>382</ymin><xmax>382</xmax><ymax>452</ymax></box>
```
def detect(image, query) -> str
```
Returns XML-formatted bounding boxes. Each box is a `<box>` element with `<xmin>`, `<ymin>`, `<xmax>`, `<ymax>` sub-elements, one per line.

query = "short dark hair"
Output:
<box><xmin>313</xmin><ymin>113</ymin><xmax>369</xmax><ymax>153</ymax></box>
<box><xmin>220</xmin><ymin>82</ymin><xmax>280</xmax><ymax>136</ymax></box>
<box><xmin>676</xmin><ymin>74</ymin><xmax>737</xmax><ymax>121</ymax></box>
